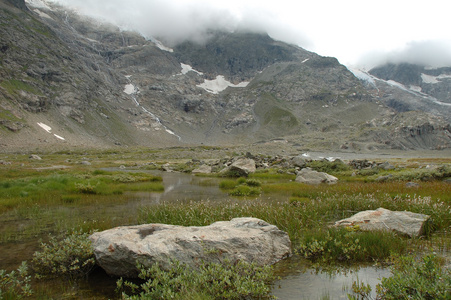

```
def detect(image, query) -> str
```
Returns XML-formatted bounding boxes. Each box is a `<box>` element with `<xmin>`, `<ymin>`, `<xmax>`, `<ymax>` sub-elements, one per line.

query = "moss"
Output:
<box><xmin>0</xmin><ymin>79</ymin><xmax>42</xmax><ymax>96</ymax></box>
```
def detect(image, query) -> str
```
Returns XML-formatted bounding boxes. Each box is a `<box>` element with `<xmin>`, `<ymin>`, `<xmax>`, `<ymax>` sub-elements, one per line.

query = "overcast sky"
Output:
<box><xmin>46</xmin><ymin>0</ymin><xmax>451</xmax><ymax>69</ymax></box>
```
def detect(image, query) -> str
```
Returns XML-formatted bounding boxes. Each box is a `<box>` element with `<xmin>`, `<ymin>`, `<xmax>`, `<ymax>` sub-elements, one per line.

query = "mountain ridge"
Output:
<box><xmin>1</xmin><ymin>0</ymin><xmax>450</xmax><ymax>153</ymax></box>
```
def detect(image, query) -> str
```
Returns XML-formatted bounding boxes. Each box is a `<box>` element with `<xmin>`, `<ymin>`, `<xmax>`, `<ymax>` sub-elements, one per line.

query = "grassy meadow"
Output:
<box><xmin>0</xmin><ymin>147</ymin><xmax>450</xmax><ymax>298</ymax></box>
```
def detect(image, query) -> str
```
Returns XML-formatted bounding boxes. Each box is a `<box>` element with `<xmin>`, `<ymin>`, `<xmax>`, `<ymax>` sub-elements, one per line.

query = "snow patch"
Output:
<box><xmin>37</xmin><ymin>122</ymin><xmax>52</xmax><ymax>133</ymax></box>
<box><xmin>33</xmin><ymin>9</ymin><xmax>53</xmax><ymax>19</ymax></box>
<box><xmin>410</xmin><ymin>85</ymin><xmax>422</xmax><ymax>92</ymax></box>
<box><xmin>37</xmin><ymin>122</ymin><xmax>66</xmax><ymax>140</ymax></box>
<box><xmin>124</xmin><ymin>84</ymin><xmax>137</xmax><ymax>95</ymax></box>
<box><xmin>25</xmin><ymin>0</ymin><xmax>53</xmax><ymax>10</ymax></box>
<box><xmin>348</xmin><ymin>67</ymin><xmax>376</xmax><ymax>86</ymax></box>
<box><xmin>421</xmin><ymin>73</ymin><xmax>451</xmax><ymax>84</ymax></box>
<box><xmin>150</xmin><ymin>38</ymin><xmax>173</xmax><ymax>52</ymax></box>
<box><xmin>197</xmin><ymin>76</ymin><xmax>249</xmax><ymax>94</ymax></box>
<box><xmin>421</xmin><ymin>73</ymin><xmax>440</xmax><ymax>84</ymax></box>
<box><xmin>54</xmin><ymin>134</ymin><xmax>65</xmax><ymax>140</ymax></box>
<box><xmin>301</xmin><ymin>58</ymin><xmax>310</xmax><ymax>63</ymax></box>
<box><xmin>180</xmin><ymin>63</ymin><xmax>203</xmax><ymax>75</ymax></box>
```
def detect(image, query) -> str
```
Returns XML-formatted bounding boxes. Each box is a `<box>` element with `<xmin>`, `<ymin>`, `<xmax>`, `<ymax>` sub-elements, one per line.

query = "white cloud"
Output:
<box><xmin>45</xmin><ymin>0</ymin><xmax>451</xmax><ymax>68</ymax></box>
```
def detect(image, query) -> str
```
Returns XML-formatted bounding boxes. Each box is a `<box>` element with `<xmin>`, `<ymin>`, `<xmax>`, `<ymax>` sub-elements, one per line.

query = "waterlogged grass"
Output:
<box><xmin>0</xmin><ymin>171</ymin><xmax>163</xmax><ymax>213</ymax></box>
<box><xmin>1</xmin><ymin>149</ymin><xmax>450</xmax><ymax>298</ymax></box>
<box><xmin>139</xmin><ymin>182</ymin><xmax>451</xmax><ymax>264</ymax></box>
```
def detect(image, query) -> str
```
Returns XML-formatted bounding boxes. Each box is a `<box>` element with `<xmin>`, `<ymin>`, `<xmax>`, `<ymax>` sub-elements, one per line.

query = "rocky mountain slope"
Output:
<box><xmin>1</xmin><ymin>0</ymin><xmax>450</xmax><ymax>152</ymax></box>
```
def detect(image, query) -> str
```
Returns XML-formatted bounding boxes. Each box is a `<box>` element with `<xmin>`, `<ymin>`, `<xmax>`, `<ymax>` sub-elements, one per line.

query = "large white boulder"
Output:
<box><xmin>333</xmin><ymin>207</ymin><xmax>431</xmax><ymax>237</ymax></box>
<box><xmin>295</xmin><ymin>168</ymin><xmax>338</xmax><ymax>184</ymax></box>
<box><xmin>89</xmin><ymin>217</ymin><xmax>291</xmax><ymax>277</ymax></box>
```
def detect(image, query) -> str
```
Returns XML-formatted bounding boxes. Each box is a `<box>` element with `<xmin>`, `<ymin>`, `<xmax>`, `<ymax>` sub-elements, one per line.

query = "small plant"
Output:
<box><xmin>117</xmin><ymin>259</ymin><xmax>275</xmax><ymax>300</ymax></box>
<box><xmin>244</xmin><ymin>179</ymin><xmax>262</xmax><ymax>187</ymax></box>
<box><xmin>229</xmin><ymin>185</ymin><xmax>261</xmax><ymax>197</ymax></box>
<box><xmin>75</xmin><ymin>182</ymin><xmax>97</xmax><ymax>194</ymax></box>
<box><xmin>31</xmin><ymin>230</ymin><xmax>96</xmax><ymax>279</ymax></box>
<box><xmin>0</xmin><ymin>262</ymin><xmax>33</xmax><ymax>299</ymax></box>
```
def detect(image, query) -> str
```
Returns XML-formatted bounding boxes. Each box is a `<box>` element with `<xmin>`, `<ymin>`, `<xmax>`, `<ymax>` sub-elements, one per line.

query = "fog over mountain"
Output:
<box><xmin>46</xmin><ymin>0</ymin><xmax>312</xmax><ymax>48</ymax></box>
<box><xmin>45</xmin><ymin>0</ymin><xmax>451</xmax><ymax>68</ymax></box>
<box><xmin>358</xmin><ymin>40</ymin><xmax>451</xmax><ymax>69</ymax></box>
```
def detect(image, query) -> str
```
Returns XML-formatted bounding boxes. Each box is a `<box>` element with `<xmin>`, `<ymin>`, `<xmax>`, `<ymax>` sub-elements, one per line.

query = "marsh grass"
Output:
<box><xmin>139</xmin><ymin>180</ymin><xmax>451</xmax><ymax>263</ymax></box>
<box><xmin>0</xmin><ymin>171</ymin><xmax>163</xmax><ymax>212</ymax></box>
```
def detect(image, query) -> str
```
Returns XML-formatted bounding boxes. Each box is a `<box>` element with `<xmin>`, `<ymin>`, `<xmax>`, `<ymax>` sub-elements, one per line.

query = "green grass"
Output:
<box><xmin>0</xmin><ymin>79</ymin><xmax>42</xmax><ymax>96</ymax></box>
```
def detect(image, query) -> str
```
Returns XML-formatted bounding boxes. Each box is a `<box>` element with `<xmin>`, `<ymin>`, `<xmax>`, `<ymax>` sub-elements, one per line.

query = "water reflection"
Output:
<box><xmin>120</xmin><ymin>170</ymin><xmax>231</xmax><ymax>205</ymax></box>
<box><xmin>272</xmin><ymin>255</ymin><xmax>390</xmax><ymax>299</ymax></box>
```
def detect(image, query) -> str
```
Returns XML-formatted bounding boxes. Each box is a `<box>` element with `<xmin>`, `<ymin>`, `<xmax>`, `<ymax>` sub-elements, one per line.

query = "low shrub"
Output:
<box><xmin>0</xmin><ymin>262</ymin><xmax>33</xmax><ymax>299</ymax></box>
<box><xmin>306</xmin><ymin>159</ymin><xmax>351</xmax><ymax>174</ymax></box>
<box><xmin>229</xmin><ymin>185</ymin><xmax>261</xmax><ymax>197</ymax></box>
<box><xmin>75</xmin><ymin>182</ymin><xmax>97</xmax><ymax>194</ymax></box>
<box><xmin>117</xmin><ymin>259</ymin><xmax>275</xmax><ymax>300</ymax></box>
<box><xmin>31</xmin><ymin>230</ymin><xmax>96</xmax><ymax>279</ymax></box>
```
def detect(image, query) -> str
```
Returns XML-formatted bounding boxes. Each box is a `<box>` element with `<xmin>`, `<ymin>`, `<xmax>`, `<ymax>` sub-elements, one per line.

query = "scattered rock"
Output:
<box><xmin>379</xmin><ymin>161</ymin><xmax>395</xmax><ymax>170</ymax></box>
<box><xmin>81</xmin><ymin>161</ymin><xmax>91</xmax><ymax>166</ymax></box>
<box><xmin>29</xmin><ymin>154</ymin><xmax>42</xmax><ymax>160</ymax></box>
<box><xmin>405</xmin><ymin>182</ymin><xmax>420</xmax><ymax>188</ymax></box>
<box><xmin>89</xmin><ymin>217</ymin><xmax>291</xmax><ymax>277</ymax></box>
<box><xmin>161</xmin><ymin>163</ymin><xmax>173</xmax><ymax>172</ymax></box>
<box><xmin>192</xmin><ymin>165</ymin><xmax>212</xmax><ymax>174</ymax></box>
<box><xmin>333</xmin><ymin>207</ymin><xmax>431</xmax><ymax>238</ymax></box>
<box><xmin>295</xmin><ymin>168</ymin><xmax>338</xmax><ymax>184</ymax></box>
<box><xmin>376</xmin><ymin>174</ymin><xmax>393</xmax><ymax>182</ymax></box>
<box><xmin>291</xmin><ymin>156</ymin><xmax>307</xmax><ymax>168</ymax></box>
<box><xmin>222</xmin><ymin>158</ymin><xmax>256</xmax><ymax>177</ymax></box>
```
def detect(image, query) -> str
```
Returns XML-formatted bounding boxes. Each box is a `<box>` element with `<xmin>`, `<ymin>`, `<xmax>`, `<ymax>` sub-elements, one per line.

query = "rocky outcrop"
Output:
<box><xmin>89</xmin><ymin>217</ymin><xmax>291</xmax><ymax>277</ymax></box>
<box><xmin>6</xmin><ymin>0</ymin><xmax>27</xmax><ymax>10</ymax></box>
<box><xmin>192</xmin><ymin>164</ymin><xmax>212</xmax><ymax>174</ymax></box>
<box><xmin>295</xmin><ymin>168</ymin><xmax>338</xmax><ymax>184</ymax></box>
<box><xmin>333</xmin><ymin>207</ymin><xmax>431</xmax><ymax>237</ymax></box>
<box><xmin>221</xmin><ymin>158</ymin><xmax>257</xmax><ymax>177</ymax></box>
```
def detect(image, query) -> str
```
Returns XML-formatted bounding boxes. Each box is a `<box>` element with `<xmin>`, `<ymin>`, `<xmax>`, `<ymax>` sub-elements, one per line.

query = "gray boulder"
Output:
<box><xmin>291</xmin><ymin>156</ymin><xmax>307</xmax><ymax>168</ymax></box>
<box><xmin>333</xmin><ymin>207</ymin><xmax>431</xmax><ymax>237</ymax></box>
<box><xmin>192</xmin><ymin>165</ymin><xmax>212</xmax><ymax>174</ymax></box>
<box><xmin>89</xmin><ymin>217</ymin><xmax>291</xmax><ymax>277</ymax></box>
<box><xmin>295</xmin><ymin>168</ymin><xmax>338</xmax><ymax>184</ymax></box>
<box><xmin>221</xmin><ymin>158</ymin><xmax>256</xmax><ymax>177</ymax></box>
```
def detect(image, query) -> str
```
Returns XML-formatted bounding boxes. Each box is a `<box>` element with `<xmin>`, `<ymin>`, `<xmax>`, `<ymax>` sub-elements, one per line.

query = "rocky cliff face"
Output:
<box><xmin>1</xmin><ymin>0</ymin><xmax>450</xmax><ymax>152</ymax></box>
<box><xmin>370</xmin><ymin>63</ymin><xmax>451</xmax><ymax>104</ymax></box>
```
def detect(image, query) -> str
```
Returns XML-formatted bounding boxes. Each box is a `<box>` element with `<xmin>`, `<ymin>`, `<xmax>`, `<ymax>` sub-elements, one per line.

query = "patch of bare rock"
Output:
<box><xmin>334</xmin><ymin>207</ymin><xmax>431</xmax><ymax>238</ymax></box>
<box><xmin>89</xmin><ymin>217</ymin><xmax>291</xmax><ymax>278</ymax></box>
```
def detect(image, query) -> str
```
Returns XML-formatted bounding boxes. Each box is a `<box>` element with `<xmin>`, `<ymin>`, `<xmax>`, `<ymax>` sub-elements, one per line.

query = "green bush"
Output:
<box><xmin>117</xmin><ymin>259</ymin><xmax>275</xmax><ymax>300</ymax></box>
<box><xmin>244</xmin><ymin>179</ymin><xmax>262</xmax><ymax>187</ymax></box>
<box><xmin>31</xmin><ymin>230</ymin><xmax>96</xmax><ymax>279</ymax></box>
<box><xmin>229</xmin><ymin>185</ymin><xmax>261</xmax><ymax>197</ymax></box>
<box><xmin>75</xmin><ymin>182</ymin><xmax>97</xmax><ymax>194</ymax></box>
<box><xmin>0</xmin><ymin>262</ymin><xmax>33</xmax><ymax>299</ymax></box>
<box><xmin>307</xmin><ymin>159</ymin><xmax>351</xmax><ymax>174</ymax></box>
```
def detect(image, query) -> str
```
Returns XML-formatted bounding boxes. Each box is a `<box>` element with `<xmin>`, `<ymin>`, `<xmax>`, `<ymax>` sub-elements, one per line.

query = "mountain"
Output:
<box><xmin>1</xmin><ymin>0</ymin><xmax>450</xmax><ymax>152</ymax></box>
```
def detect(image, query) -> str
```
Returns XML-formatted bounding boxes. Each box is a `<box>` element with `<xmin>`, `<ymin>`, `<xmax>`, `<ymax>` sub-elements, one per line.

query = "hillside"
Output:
<box><xmin>1</xmin><ymin>0</ymin><xmax>450</xmax><ymax>153</ymax></box>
